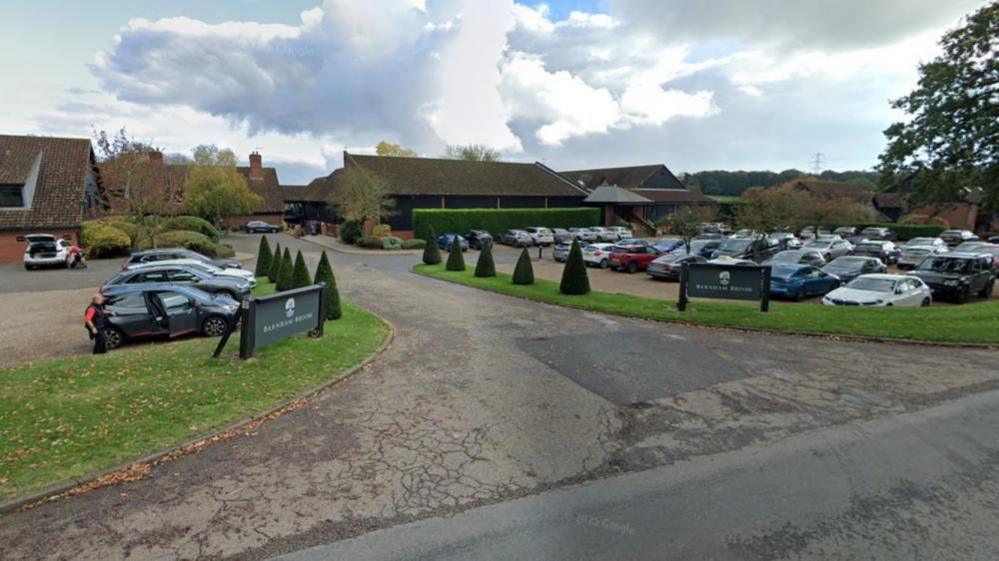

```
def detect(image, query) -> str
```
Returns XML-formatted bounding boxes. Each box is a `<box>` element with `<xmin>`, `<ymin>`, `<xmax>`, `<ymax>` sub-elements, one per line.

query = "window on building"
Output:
<box><xmin>0</xmin><ymin>184</ymin><xmax>24</xmax><ymax>207</ymax></box>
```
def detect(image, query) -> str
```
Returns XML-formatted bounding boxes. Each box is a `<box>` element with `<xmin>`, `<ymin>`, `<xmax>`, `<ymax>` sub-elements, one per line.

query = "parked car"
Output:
<box><xmin>856</xmin><ymin>226</ymin><xmax>895</xmax><ymax>241</ymax></box>
<box><xmin>568</xmin><ymin>227</ymin><xmax>597</xmax><ymax>242</ymax></box>
<box><xmin>772</xmin><ymin>232</ymin><xmax>803</xmax><ymax>250</ymax></box>
<box><xmin>906</xmin><ymin>253</ymin><xmax>995</xmax><ymax>303</ymax></box>
<box><xmin>616</xmin><ymin>238</ymin><xmax>650</xmax><ymax>249</ymax></box>
<box><xmin>940</xmin><ymin>229</ymin><xmax>979</xmax><ymax>247</ymax></box>
<box><xmin>711</xmin><ymin>236</ymin><xmax>780</xmax><ymax>262</ymax></box>
<box><xmin>437</xmin><ymin>233</ymin><xmax>469</xmax><ymax>251</ymax></box>
<box><xmin>728</xmin><ymin>229</ymin><xmax>757</xmax><ymax>239</ymax></box>
<box><xmin>694</xmin><ymin>232</ymin><xmax>724</xmax><ymax>241</ymax></box>
<box><xmin>905</xmin><ymin>237</ymin><xmax>947</xmax><ymax>249</ymax></box>
<box><xmin>100</xmin><ymin>284</ymin><xmax>240</xmax><ymax>350</ymax></box>
<box><xmin>651</xmin><ymin>237</ymin><xmax>685</xmax><ymax>253</ymax></box>
<box><xmin>821</xmin><ymin>256</ymin><xmax>887</xmax><ymax>284</ymax></box>
<box><xmin>125</xmin><ymin>248</ymin><xmax>242</xmax><ymax>270</ymax></box>
<box><xmin>895</xmin><ymin>245</ymin><xmax>947</xmax><ymax>270</ymax></box>
<box><xmin>608</xmin><ymin>245</ymin><xmax>662</xmax><ymax>273</ymax></box>
<box><xmin>989</xmin><ymin>236</ymin><xmax>999</xmax><ymax>244</ymax></box>
<box><xmin>769</xmin><ymin>264</ymin><xmax>841</xmax><ymax>301</ymax></box>
<box><xmin>764</xmin><ymin>250</ymin><xmax>826</xmax><ymax>267</ymax></box>
<box><xmin>707</xmin><ymin>256</ymin><xmax>758</xmax><ymax>267</ymax></box>
<box><xmin>552</xmin><ymin>242</ymin><xmax>572</xmax><ymax>262</ymax></box>
<box><xmin>973</xmin><ymin>245</ymin><xmax>999</xmax><ymax>273</ymax></box>
<box><xmin>126</xmin><ymin>258</ymin><xmax>256</xmax><ymax>282</ymax></box>
<box><xmin>833</xmin><ymin>226</ymin><xmax>857</xmax><ymax>238</ymax></box>
<box><xmin>525</xmin><ymin>227</ymin><xmax>555</xmax><ymax>246</ymax></box>
<box><xmin>823</xmin><ymin>274</ymin><xmax>932</xmax><ymax>307</ymax></box>
<box><xmin>688</xmin><ymin>239</ymin><xmax>722</xmax><ymax>258</ymax></box>
<box><xmin>953</xmin><ymin>241</ymin><xmax>989</xmax><ymax>253</ymax></box>
<box><xmin>103</xmin><ymin>265</ymin><xmax>253</xmax><ymax>300</ymax></box>
<box><xmin>500</xmin><ymin>229</ymin><xmax>533</xmax><ymax>247</ymax></box>
<box><xmin>463</xmin><ymin>230</ymin><xmax>493</xmax><ymax>249</ymax></box>
<box><xmin>582</xmin><ymin>243</ymin><xmax>616</xmax><ymax>268</ymax></box>
<box><xmin>647</xmin><ymin>253</ymin><xmax>707</xmax><ymax>281</ymax></box>
<box><xmin>803</xmin><ymin>238</ymin><xmax>853</xmax><ymax>261</ymax></box>
<box><xmin>850</xmin><ymin>240</ymin><xmax>901</xmax><ymax>264</ymax></box>
<box><xmin>245</xmin><ymin>220</ymin><xmax>280</xmax><ymax>233</ymax></box>
<box><xmin>551</xmin><ymin>228</ymin><xmax>574</xmax><ymax>244</ymax></box>
<box><xmin>22</xmin><ymin>234</ymin><xmax>72</xmax><ymax>269</ymax></box>
<box><xmin>607</xmin><ymin>226</ymin><xmax>634</xmax><ymax>239</ymax></box>
<box><xmin>588</xmin><ymin>227</ymin><xmax>619</xmax><ymax>242</ymax></box>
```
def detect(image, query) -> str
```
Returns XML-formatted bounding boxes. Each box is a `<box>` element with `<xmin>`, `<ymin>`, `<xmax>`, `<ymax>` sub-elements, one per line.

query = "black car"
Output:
<box><xmin>939</xmin><ymin>229</ymin><xmax>979</xmax><ymax>247</ymax></box>
<box><xmin>764</xmin><ymin>249</ymin><xmax>827</xmax><ymax>267</ymax></box>
<box><xmin>245</xmin><ymin>220</ymin><xmax>280</xmax><ymax>233</ymax></box>
<box><xmin>711</xmin><ymin>236</ymin><xmax>780</xmax><ymax>262</ymax></box>
<box><xmin>463</xmin><ymin>230</ymin><xmax>494</xmax><ymax>250</ymax></box>
<box><xmin>103</xmin><ymin>265</ymin><xmax>253</xmax><ymax>300</ymax></box>
<box><xmin>101</xmin><ymin>284</ymin><xmax>240</xmax><ymax>349</ymax></box>
<box><xmin>821</xmin><ymin>256</ymin><xmax>887</xmax><ymax>284</ymax></box>
<box><xmin>647</xmin><ymin>253</ymin><xmax>707</xmax><ymax>280</ymax></box>
<box><xmin>851</xmin><ymin>240</ymin><xmax>901</xmax><ymax>264</ymax></box>
<box><xmin>125</xmin><ymin>248</ymin><xmax>242</xmax><ymax>270</ymax></box>
<box><xmin>906</xmin><ymin>253</ymin><xmax>995</xmax><ymax>303</ymax></box>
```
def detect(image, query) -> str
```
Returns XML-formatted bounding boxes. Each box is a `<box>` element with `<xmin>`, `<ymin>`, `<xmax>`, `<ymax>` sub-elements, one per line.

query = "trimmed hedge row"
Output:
<box><xmin>162</xmin><ymin>215</ymin><xmax>220</xmax><ymax>242</ymax></box>
<box><xmin>137</xmin><ymin>230</ymin><xmax>233</xmax><ymax>258</ymax></box>
<box><xmin>81</xmin><ymin>222</ymin><xmax>131</xmax><ymax>258</ymax></box>
<box><xmin>413</xmin><ymin>208</ymin><xmax>600</xmax><ymax>241</ymax></box>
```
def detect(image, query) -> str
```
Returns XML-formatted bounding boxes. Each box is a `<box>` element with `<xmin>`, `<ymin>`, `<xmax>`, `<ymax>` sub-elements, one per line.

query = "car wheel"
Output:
<box><xmin>955</xmin><ymin>286</ymin><xmax>970</xmax><ymax>304</ymax></box>
<box><xmin>921</xmin><ymin>297</ymin><xmax>931</xmax><ymax>307</ymax></box>
<box><xmin>202</xmin><ymin>316</ymin><xmax>229</xmax><ymax>337</ymax></box>
<box><xmin>980</xmin><ymin>281</ymin><xmax>994</xmax><ymax>299</ymax></box>
<box><xmin>24</xmin><ymin>263</ymin><xmax>32</xmax><ymax>270</ymax></box>
<box><xmin>794</xmin><ymin>288</ymin><xmax>805</xmax><ymax>301</ymax></box>
<box><xmin>627</xmin><ymin>262</ymin><xmax>638</xmax><ymax>274</ymax></box>
<box><xmin>600</xmin><ymin>259</ymin><xmax>609</xmax><ymax>269</ymax></box>
<box><xmin>103</xmin><ymin>327</ymin><xmax>124</xmax><ymax>350</ymax></box>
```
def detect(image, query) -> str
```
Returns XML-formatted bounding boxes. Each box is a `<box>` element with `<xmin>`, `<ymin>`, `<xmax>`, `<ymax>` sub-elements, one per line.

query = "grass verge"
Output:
<box><xmin>0</xmin><ymin>280</ymin><xmax>388</xmax><ymax>502</ymax></box>
<box><xmin>414</xmin><ymin>264</ymin><xmax>999</xmax><ymax>345</ymax></box>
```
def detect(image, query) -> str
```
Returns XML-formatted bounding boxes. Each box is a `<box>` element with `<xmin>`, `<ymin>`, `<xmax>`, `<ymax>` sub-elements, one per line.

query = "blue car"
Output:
<box><xmin>437</xmin><ymin>233</ymin><xmax>469</xmax><ymax>251</ymax></box>
<box><xmin>768</xmin><ymin>264</ymin><xmax>840</xmax><ymax>301</ymax></box>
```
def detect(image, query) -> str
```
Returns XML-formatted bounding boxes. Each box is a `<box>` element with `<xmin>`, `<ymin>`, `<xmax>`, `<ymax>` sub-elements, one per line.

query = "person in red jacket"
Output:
<box><xmin>84</xmin><ymin>295</ymin><xmax>112</xmax><ymax>354</ymax></box>
<box><xmin>67</xmin><ymin>243</ymin><xmax>86</xmax><ymax>269</ymax></box>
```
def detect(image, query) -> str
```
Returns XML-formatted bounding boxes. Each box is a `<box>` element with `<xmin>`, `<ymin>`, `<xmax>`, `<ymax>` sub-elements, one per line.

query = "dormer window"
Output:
<box><xmin>0</xmin><ymin>184</ymin><xmax>24</xmax><ymax>208</ymax></box>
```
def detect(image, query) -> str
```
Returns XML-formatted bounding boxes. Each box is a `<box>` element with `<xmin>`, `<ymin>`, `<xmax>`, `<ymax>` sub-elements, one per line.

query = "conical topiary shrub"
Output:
<box><xmin>446</xmin><ymin>235</ymin><xmax>465</xmax><ymax>271</ymax></box>
<box><xmin>277</xmin><ymin>248</ymin><xmax>294</xmax><ymax>291</ymax></box>
<box><xmin>267</xmin><ymin>243</ymin><xmax>282</xmax><ymax>284</ymax></box>
<box><xmin>560</xmin><ymin>239</ymin><xmax>590</xmax><ymax>295</ymax></box>
<box><xmin>474</xmin><ymin>240</ymin><xmax>496</xmax><ymax>278</ymax></box>
<box><xmin>291</xmin><ymin>250</ymin><xmax>312</xmax><ymax>289</ymax></box>
<box><xmin>512</xmin><ymin>247</ymin><xmax>534</xmax><ymax>285</ymax></box>
<box><xmin>314</xmin><ymin>250</ymin><xmax>342</xmax><ymax>320</ymax></box>
<box><xmin>254</xmin><ymin>235</ymin><xmax>272</xmax><ymax>277</ymax></box>
<box><xmin>423</xmin><ymin>225</ymin><xmax>442</xmax><ymax>265</ymax></box>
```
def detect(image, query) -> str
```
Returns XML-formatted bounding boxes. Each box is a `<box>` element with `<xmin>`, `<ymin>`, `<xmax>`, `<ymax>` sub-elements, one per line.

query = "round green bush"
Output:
<box><xmin>339</xmin><ymin>220</ymin><xmax>363</xmax><ymax>244</ymax></box>
<box><xmin>356</xmin><ymin>235</ymin><xmax>384</xmax><ymax>249</ymax></box>
<box><xmin>372</xmin><ymin>224</ymin><xmax>392</xmax><ymax>237</ymax></box>
<box><xmin>81</xmin><ymin>222</ymin><xmax>131</xmax><ymax>258</ymax></box>
<box><xmin>382</xmin><ymin>236</ymin><xmax>403</xmax><ymax>250</ymax></box>
<box><xmin>139</xmin><ymin>230</ymin><xmax>218</xmax><ymax>257</ymax></box>
<box><xmin>97</xmin><ymin>216</ymin><xmax>139</xmax><ymax>244</ymax></box>
<box><xmin>215</xmin><ymin>244</ymin><xmax>236</xmax><ymax>259</ymax></box>
<box><xmin>402</xmin><ymin>238</ymin><xmax>427</xmax><ymax>250</ymax></box>
<box><xmin>162</xmin><ymin>215</ymin><xmax>220</xmax><ymax>241</ymax></box>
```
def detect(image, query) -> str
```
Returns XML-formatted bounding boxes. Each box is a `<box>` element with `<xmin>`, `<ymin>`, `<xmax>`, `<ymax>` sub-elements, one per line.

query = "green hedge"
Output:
<box><xmin>856</xmin><ymin>223</ymin><xmax>945</xmax><ymax>241</ymax></box>
<box><xmin>81</xmin><ymin>222</ymin><xmax>131</xmax><ymax>258</ymax></box>
<box><xmin>413</xmin><ymin>208</ymin><xmax>600</xmax><ymax>241</ymax></box>
<box><xmin>162</xmin><ymin>215</ymin><xmax>220</xmax><ymax>241</ymax></box>
<box><xmin>138</xmin><ymin>230</ymin><xmax>231</xmax><ymax>258</ymax></box>
<box><xmin>402</xmin><ymin>238</ymin><xmax>427</xmax><ymax>250</ymax></box>
<box><xmin>96</xmin><ymin>216</ymin><xmax>140</xmax><ymax>244</ymax></box>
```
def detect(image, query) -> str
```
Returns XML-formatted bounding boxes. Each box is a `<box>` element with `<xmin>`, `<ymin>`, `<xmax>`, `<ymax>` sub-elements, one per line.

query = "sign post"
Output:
<box><xmin>678</xmin><ymin>263</ymin><xmax>771</xmax><ymax>312</ymax></box>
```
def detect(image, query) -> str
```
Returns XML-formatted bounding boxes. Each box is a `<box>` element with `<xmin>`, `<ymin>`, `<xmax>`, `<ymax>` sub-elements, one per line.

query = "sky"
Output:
<box><xmin>0</xmin><ymin>0</ymin><xmax>988</xmax><ymax>184</ymax></box>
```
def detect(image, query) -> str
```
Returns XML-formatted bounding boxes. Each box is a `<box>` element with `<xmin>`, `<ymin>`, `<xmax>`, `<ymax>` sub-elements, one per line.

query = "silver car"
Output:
<box><xmin>525</xmin><ymin>227</ymin><xmax>555</xmax><ymax>246</ymax></box>
<box><xmin>803</xmin><ymin>238</ymin><xmax>853</xmax><ymax>261</ymax></box>
<box><xmin>896</xmin><ymin>245</ymin><xmax>948</xmax><ymax>270</ymax></box>
<box><xmin>589</xmin><ymin>227</ymin><xmax>619</xmax><ymax>242</ymax></box>
<box><xmin>607</xmin><ymin>226</ymin><xmax>633</xmax><ymax>239</ymax></box>
<box><xmin>569</xmin><ymin>228</ymin><xmax>597</xmax><ymax>242</ymax></box>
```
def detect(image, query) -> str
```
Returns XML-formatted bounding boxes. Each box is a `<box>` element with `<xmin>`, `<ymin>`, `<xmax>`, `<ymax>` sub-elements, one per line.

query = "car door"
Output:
<box><xmin>155</xmin><ymin>291</ymin><xmax>199</xmax><ymax>337</ymax></box>
<box><xmin>106</xmin><ymin>292</ymin><xmax>159</xmax><ymax>337</ymax></box>
<box><xmin>166</xmin><ymin>268</ymin><xmax>200</xmax><ymax>289</ymax></box>
<box><xmin>901</xmin><ymin>278</ymin><xmax>923</xmax><ymax>306</ymax></box>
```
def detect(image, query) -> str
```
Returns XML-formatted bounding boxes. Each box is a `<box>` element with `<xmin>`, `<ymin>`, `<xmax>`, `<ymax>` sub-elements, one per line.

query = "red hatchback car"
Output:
<box><xmin>608</xmin><ymin>245</ymin><xmax>663</xmax><ymax>273</ymax></box>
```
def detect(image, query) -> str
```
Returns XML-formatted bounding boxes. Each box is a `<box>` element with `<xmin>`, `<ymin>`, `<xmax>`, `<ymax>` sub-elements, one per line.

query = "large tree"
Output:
<box><xmin>93</xmin><ymin>127</ymin><xmax>180</xmax><ymax>248</ymax></box>
<box><xmin>328</xmin><ymin>167</ymin><xmax>396</xmax><ymax>224</ymax></box>
<box><xmin>879</xmin><ymin>1</ymin><xmax>998</xmax><ymax>212</ymax></box>
<box><xmin>443</xmin><ymin>144</ymin><xmax>500</xmax><ymax>162</ymax></box>
<box><xmin>736</xmin><ymin>184</ymin><xmax>873</xmax><ymax>233</ymax></box>
<box><xmin>376</xmin><ymin>141</ymin><xmax>417</xmax><ymax>157</ymax></box>
<box><xmin>659</xmin><ymin>205</ymin><xmax>717</xmax><ymax>254</ymax></box>
<box><xmin>184</xmin><ymin>145</ymin><xmax>262</xmax><ymax>227</ymax></box>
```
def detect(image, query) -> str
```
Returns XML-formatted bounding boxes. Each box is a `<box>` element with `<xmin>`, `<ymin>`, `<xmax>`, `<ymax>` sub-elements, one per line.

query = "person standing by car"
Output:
<box><xmin>66</xmin><ymin>243</ymin><xmax>86</xmax><ymax>269</ymax></box>
<box><xmin>84</xmin><ymin>295</ymin><xmax>112</xmax><ymax>354</ymax></box>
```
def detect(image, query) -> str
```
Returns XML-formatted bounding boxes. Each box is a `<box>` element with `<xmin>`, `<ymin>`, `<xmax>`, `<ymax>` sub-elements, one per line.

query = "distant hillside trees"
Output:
<box><xmin>684</xmin><ymin>169</ymin><xmax>879</xmax><ymax>197</ymax></box>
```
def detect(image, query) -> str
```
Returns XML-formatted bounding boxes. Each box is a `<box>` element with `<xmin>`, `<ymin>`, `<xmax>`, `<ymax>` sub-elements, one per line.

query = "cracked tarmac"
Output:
<box><xmin>1</xmin><ymin>234</ymin><xmax>997</xmax><ymax>561</ymax></box>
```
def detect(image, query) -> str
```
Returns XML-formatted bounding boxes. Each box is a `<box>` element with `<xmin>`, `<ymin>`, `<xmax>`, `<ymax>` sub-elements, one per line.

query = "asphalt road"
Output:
<box><xmin>275</xmin><ymin>387</ymin><xmax>999</xmax><ymax>561</ymax></box>
<box><xmin>2</xmin><ymin>233</ymin><xmax>998</xmax><ymax>561</ymax></box>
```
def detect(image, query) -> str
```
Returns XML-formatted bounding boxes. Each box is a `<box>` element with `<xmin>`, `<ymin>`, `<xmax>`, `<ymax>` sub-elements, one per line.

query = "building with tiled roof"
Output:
<box><xmin>0</xmin><ymin>135</ymin><xmax>106</xmax><ymax>263</ymax></box>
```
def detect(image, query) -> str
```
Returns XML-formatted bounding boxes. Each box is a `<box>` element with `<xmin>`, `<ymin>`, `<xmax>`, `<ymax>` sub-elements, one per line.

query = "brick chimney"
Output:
<box><xmin>249</xmin><ymin>151</ymin><xmax>263</xmax><ymax>179</ymax></box>
<box><xmin>148</xmin><ymin>150</ymin><xmax>164</xmax><ymax>165</ymax></box>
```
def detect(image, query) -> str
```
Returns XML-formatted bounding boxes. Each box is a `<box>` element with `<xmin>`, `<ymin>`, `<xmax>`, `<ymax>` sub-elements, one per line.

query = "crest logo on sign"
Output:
<box><xmin>719</xmin><ymin>271</ymin><xmax>731</xmax><ymax>286</ymax></box>
<box><xmin>285</xmin><ymin>297</ymin><xmax>296</xmax><ymax>318</ymax></box>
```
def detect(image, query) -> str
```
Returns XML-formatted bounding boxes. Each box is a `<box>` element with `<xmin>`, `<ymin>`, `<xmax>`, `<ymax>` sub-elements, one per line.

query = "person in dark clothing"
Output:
<box><xmin>84</xmin><ymin>295</ymin><xmax>112</xmax><ymax>354</ymax></box>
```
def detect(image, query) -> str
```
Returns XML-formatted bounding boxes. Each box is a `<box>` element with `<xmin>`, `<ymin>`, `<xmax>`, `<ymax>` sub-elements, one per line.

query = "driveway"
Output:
<box><xmin>1</xmin><ymin>233</ymin><xmax>998</xmax><ymax>560</ymax></box>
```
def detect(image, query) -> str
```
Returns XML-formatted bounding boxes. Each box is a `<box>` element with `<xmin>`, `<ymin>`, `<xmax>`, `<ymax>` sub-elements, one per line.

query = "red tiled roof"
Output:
<box><xmin>0</xmin><ymin>135</ymin><xmax>98</xmax><ymax>230</ymax></box>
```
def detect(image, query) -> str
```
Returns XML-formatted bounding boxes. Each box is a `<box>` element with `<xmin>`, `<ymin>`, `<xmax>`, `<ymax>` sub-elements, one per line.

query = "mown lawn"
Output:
<box><xmin>414</xmin><ymin>264</ymin><xmax>999</xmax><ymax>345</ymax></box>
<box><xmin>0</xmin><ymin>280</ymin><xmax>388</xmax><ymax>502</ymax></box>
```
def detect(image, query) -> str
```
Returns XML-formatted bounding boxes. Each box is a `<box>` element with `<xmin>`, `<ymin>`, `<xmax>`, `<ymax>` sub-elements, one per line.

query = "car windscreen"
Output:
<box><xmin>854</xmin><ymin>244</ymin><xmax>883</xmax><ymax>252</ymax></box>
<box><xmin>917</xmin><ymin>257</ymin><xmax>971</xmax><ymax>274</ymax></box>
<box><xmin>827</xmin><ymin>257</ymin><xmax>866</xmax><ymax>267</ymax></box>
<box><xmin>846</xmin><ymin>277</ymin><xmax>895</xmax><ymax>292</ymax></box>
<box><xmin>804</xmin><ymin>241</ymin><xmax>831</xmax><ymax>248</ymax></box>
<box><xmin>718</xmin><ymin>239</ymin><xmax>751</xmax><ymax>252</ymax></box>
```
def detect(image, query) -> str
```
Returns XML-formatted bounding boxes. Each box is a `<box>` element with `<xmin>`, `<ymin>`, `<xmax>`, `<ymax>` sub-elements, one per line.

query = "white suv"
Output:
<box><xmin>589</xmin><ymin>227</ymin><xmax>619</xmax><ymax>242</ymax></box>
<box><xmin>607</xmin><ymin>226</ymin><xmax>633</xmax><ymax>239</ymax></box>
<box><xmin>23</xmin><ymin>234</ymin><xmax>71</xmax><ymax>270</ymax></box>
<box><xmin>525</xmin><ymin>227</ymin><xmax>555</xmax><ymax>246</ymax></box>
<box><xmin>582</xmin><ymin>243</ymin><xmax>616</xmax><ymax>268</ymax></box>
